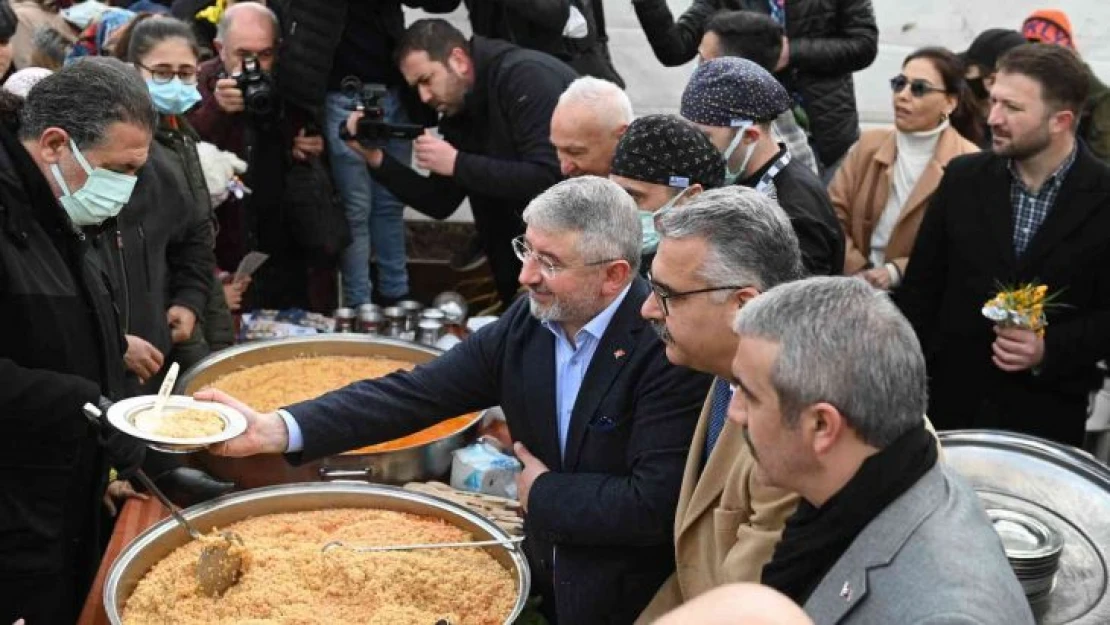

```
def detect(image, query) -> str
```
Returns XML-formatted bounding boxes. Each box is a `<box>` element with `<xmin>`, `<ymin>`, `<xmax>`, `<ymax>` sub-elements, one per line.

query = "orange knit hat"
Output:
<box><xmin>1023</xmin><ymin>9</ymin><xmax>1075</xmax><ymax>49</ymax></box>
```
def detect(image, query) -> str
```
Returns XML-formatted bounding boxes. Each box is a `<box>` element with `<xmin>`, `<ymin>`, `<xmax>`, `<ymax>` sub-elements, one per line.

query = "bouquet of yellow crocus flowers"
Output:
<box><xmin>981</xmin><ymin>283</ymin><xmax>1062</xmax><ymax>337</ymax></box>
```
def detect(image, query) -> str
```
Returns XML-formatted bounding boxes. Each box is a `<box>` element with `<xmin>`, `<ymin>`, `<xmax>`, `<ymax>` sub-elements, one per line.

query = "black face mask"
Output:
<box><xmin>968</xmin><ymin>77</ymin><xmax>989</xmax><ymax>101</ymax></box>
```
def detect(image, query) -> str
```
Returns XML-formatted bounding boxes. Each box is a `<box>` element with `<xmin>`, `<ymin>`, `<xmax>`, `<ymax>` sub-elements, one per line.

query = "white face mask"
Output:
<box><xmin>722</xmin><ymin>124</ymin><xmax>757</xmax><ymax>185</ymax></box>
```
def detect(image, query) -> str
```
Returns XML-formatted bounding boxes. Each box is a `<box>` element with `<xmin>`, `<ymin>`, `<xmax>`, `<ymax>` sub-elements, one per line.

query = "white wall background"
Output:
<box><xmin>404</xmin><ymin>0</ymin><xmax>1110</xmax><ymax>222</ymax></box>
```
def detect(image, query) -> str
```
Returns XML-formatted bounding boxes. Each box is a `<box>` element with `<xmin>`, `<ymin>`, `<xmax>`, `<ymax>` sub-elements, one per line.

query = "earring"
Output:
<box><xmin>940</xmin><ymin>111</ymin><xmax>949</xmax><ymax>122</ymax></box>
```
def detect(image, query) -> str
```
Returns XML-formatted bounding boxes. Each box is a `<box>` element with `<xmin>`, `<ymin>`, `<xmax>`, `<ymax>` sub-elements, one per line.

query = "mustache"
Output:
<box><xmin>650</xmin><ymin>320</ymin><xmax>673</xmax><ymax>343</ymax></box>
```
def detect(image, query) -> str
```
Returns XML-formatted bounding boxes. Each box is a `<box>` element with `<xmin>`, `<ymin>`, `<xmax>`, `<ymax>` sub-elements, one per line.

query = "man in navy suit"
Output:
<box><xmin>202</xmin><ymin>175</ymin><xmax>713</xmax><ymax>624</ymax></box>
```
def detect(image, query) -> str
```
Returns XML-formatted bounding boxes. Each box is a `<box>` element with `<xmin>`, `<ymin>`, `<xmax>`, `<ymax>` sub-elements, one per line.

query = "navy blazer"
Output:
<box><xmin>284</xmin><ymin>277</ymin><xmax>713</xmax><ymax>624</ymax></box>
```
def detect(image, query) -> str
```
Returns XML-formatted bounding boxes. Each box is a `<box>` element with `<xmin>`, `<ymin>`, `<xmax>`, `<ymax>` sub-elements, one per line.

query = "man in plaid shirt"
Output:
<box><xmin>895</xmin><ymin>43</ymin><xmax>1110</xmax><ymax>447</ymax></box>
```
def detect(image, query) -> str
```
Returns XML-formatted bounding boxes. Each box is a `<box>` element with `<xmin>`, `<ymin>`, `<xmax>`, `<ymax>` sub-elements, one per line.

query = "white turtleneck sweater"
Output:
<box><xmin>869</xmin><ymin>120</ymin><xmax>949</xmax><ymax>269</ymax></box>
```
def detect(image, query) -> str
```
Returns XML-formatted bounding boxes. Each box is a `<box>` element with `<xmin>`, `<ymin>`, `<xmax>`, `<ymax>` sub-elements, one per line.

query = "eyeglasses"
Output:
<box><xmin>647</xmin><ymin>272</ymin><xmax>751</xmax><ymax>316</ymax></box>
<box><xmin>889</xmin><ymin>75</ymin><xmax>947</xmax><ymax>98</ymax></box>
<box><xmin>511</xmin><ymin>235</ymin><xmax>619</xmax><ymax>278</ymax></box>
<box><xmin>137</xmin><ymin>63</ymin><xmax>198</xmax><ymax>85</ymax></box>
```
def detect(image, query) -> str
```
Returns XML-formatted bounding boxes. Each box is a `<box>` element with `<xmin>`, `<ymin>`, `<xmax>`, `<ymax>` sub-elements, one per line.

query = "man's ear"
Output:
<box><xmin>35</xmin><ymin>127</ymin><xmax>70</xmax><ymax>165</ymax></box>
<box><xmin>447</xmin><ymin>47</ymin><xmax>471</xmax><ymax>77</ymax></box>
<box><xmin>807</xmin><ymin>402</ymin><xmax>847</xmax><ymax>457</ymax></box>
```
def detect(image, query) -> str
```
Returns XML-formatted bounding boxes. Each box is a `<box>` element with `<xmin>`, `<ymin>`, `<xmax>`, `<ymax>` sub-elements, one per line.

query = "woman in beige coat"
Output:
<box><xmin>830</xmin><ymin>47</ymin><xmax>979</xmax><ymax>288</ymax></box>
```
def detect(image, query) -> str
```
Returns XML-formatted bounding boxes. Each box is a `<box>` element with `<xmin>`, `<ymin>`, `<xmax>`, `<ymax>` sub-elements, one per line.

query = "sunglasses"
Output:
<box><xmin>889</xmin><ymin>75</ymin><xmax>948</xmax><ymax>98</ymax></box>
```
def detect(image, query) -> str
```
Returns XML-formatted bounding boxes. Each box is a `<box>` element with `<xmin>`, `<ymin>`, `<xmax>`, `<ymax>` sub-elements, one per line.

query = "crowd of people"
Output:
<box><xmin>1</xmin><ymin>0</ymin><xmax>1109</xmax><ymax>624</ymax></box>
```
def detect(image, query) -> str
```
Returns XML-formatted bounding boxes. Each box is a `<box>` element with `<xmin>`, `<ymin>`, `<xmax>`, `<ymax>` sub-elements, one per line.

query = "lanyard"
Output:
<box><xmin>755</xmin><ymin>150</ymin><xmax>792</xmax><ymax>195</ymax></box>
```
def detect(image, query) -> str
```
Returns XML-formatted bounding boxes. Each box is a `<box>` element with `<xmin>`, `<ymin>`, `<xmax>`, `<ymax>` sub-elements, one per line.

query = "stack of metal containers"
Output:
<box><xmin>986</xmin><ymin>508</ymin><xmax>1064</xmax><ymax>608</ymax></box>
<box><xmin>331</xmin><ymin>291</ymin><xmax>469</xmax><ymax>347</ymax></box>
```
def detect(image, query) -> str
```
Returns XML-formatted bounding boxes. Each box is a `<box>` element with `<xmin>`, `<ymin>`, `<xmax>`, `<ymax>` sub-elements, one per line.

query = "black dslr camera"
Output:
<box><xmin>337</xmin><ymin>77</ymin><xmax>423</xmax><ymax>147</ymax></box>
<box><xmin>234</xmin><ymin>54</ymin><xmax>275</xmax><ymax>117</ymax></box>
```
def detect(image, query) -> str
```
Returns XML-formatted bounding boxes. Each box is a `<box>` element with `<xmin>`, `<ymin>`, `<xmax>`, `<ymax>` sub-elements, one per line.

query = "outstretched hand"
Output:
<box><xmin>195</xmin><ymin>388</ymin><xmax>290</xmax><ymax>457</ymax></box>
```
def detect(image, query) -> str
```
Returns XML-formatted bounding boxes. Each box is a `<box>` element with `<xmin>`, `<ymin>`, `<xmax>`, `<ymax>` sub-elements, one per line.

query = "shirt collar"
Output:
<box><xmin>543</xmin><ymin>283</ymin><xmax>632</xmax><ymax>343</ymax></box>
<box><xmin>1008</xmin><ymin>143</ymin><xmax>1078</xmax><ymax>194</ymax></box>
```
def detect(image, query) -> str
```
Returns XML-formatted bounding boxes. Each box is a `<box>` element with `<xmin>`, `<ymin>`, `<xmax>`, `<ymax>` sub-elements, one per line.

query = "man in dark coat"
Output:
<box><xmin>0</xmin><ymin>57</ymin><xmax>150</xmax><ymax>625</ymax></box>
<box><xmin>681</xmin><ymin>57</ymin><xmax>844</xmax><ymax>277</ymax></box>
<box><xmin>201</xmin><ymin>177</ymin><xmax>713</xmax><ymax>624</ymax></box>
<box><xmin>343</xmin><ymin>19</ymin><xmax>576</xmax><ymax>308</ymax></box>
<box><xmin>896</xmin><ymin>44</ymin><xmax>1110</xmax><ymax>447</ymax></box>
<box><xmin>632</xmin><ymin>0</ymin><xmax>877</xmax><ymax>172</ymax></box>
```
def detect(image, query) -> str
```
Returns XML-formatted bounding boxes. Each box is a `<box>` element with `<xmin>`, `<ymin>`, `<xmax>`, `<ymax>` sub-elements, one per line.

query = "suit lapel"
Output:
<box><xmin>1018</xmin><ymin>148</ymin><xmax>1103</xmax><ymax>273</ymax></box>
<box><xmin>981</xmin><ymin>157</ymin><xmax>1019</xmax><ymax>270</ymax></box>
<box><xmin>678</xmin><ymin>417</ymin><xmax>743</xmax><ymax>536</ymax></box>
<box><xmin>562</xmin><ymin>281</ymin><xmax>646</xmax><ymax>471</ymax></box>
<box><xmin>524</xmin><ymin>324</ymin><xmax>563</xmax><ymax>470</ymax></box>
<box><xmin>804</xmin><ymin>465</ymin><xmax>945</xmax><ymax>623</ymax></box>
<box><xmin>674</xmin><ymin>393</ymin><xmax>713</xmax><ymax>536</ymax></box>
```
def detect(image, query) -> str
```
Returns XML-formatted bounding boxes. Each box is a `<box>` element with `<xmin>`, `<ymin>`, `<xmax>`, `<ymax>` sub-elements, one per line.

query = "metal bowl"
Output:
<box><xmin>175</xmin><ymin>336</ymin><xmax>486</xmax><ymax>487</ymax></box>
<box><xmin>103</xmin><ymin>482</ymin><xmax>530</xmax><ymax>624</ymax></box>
<box><xmin>940</xmin><ymin>430</ymin><xmax>1110</xmax><ymax>624</ymax></box>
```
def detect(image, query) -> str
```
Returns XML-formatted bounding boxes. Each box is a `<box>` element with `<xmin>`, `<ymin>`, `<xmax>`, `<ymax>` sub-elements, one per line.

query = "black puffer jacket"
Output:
<box><xmin>634</xmin><ymin>0</ymin><xmax>878</xmax><ymax>166</ymax></box>
<box><xmin>0</xmin><ymin>125</ymin><xmax>129</xmax><ymax>623</ymax></box>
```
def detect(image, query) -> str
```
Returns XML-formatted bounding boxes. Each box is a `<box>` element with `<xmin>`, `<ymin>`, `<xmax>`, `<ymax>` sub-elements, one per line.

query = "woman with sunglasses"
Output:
<box><xmin>828</xmin><ymin>47</ymin><xmax>979</xmax><ymax>289</ymax></box>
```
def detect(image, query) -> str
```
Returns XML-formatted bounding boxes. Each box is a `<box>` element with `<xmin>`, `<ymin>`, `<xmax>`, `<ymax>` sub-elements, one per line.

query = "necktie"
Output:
<box><xmin>703</xmin><ymin>379</ymin><xmax>732</xmax><ymax>464</ymax></box>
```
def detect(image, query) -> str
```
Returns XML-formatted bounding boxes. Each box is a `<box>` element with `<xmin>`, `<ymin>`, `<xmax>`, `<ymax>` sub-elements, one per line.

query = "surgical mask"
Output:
<box><xmin>147</xmin><ymin>78</ymin><xmax>202</xmax><ymax>115</ymax></box>
<box><xmin>722</xmin><ymin>124</ymin><xmax>757</xmax><ymax>185</ymax></box>
<box><xmin>640</xmin><ymin>187</ymin><xmax>690</xmax><ymax>254</ymax></box>
<box><xmin>50</xmin><ymin>139</ymin><xmax>137</xmax><ymax>228</ymax></box>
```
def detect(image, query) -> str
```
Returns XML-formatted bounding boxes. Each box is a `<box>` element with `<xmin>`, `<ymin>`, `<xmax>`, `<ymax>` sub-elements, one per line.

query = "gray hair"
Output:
<box><xmin>557</xmin><ymin>76</ymin><xmax>634</xmax><ymax>130</ymax></box>
<box><xmin>655</xmin><ymin>186</ymin><xmax>804</xmax><ymax>298</ymax></box>
<box><xmin>522</xmin><ymin>175</ymin><xmax>642</xmax><ymax>274</ymax></box>
<box><xmin>215</xmin><ymin>2</ymin><xmax>280</xmax><ymax>44</ymax></box>
<box><xmin>733</xmin><ymin>276</ymin><xmax>927</xmax><ymax>448</ymax></box>
<box><xmin>19</xmin><ymin>57</ymin><xmax>156</xmax><ymax>149</ymax></box>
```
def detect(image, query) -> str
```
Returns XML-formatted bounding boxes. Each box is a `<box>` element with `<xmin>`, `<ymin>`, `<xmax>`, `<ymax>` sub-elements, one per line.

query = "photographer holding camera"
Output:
<box><xmin>343</xmin><ymin>19</ymin><xmax>576</xmax><ymax>308</ymax></box>
<box><xmin>187</xmin><ymin>2</ymin><xmax>330</xmax><ymax>311</ymax></box>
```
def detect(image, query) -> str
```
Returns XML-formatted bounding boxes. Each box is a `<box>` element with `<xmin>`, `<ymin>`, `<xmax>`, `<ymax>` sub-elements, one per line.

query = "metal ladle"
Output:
<box><xmin>82</xmin><ymin>402</ymin><xmax>244</xmax><ymax>597</ymax></box>
<box><xmin>322</xmin><ymin>535</ymin><xmax>524</xmax><ymax>554</ymax></box>
<box><xmin>129</xmin><ymin>469</ymin><xmax>245</xmax><ymax>597</ymax></box>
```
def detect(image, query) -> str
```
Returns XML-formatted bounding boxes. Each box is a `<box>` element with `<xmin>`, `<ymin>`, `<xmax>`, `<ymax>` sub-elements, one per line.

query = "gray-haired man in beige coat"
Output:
<box><xmin>635</xmin><ymin>186</ymin><xmax>804</xmax><ymax>622</ymax></box>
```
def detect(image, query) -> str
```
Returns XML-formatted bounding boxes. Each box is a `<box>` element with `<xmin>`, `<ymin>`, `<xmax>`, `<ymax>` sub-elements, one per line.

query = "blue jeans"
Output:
<box><xmin>326</xmin><ymin>89</ymin><xmax>411</xmax><ymax>304</ymax></box>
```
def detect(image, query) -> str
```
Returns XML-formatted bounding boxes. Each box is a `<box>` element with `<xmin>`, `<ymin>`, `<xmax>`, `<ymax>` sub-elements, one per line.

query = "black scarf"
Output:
<box><xmin>761</xmin><ymin>424</ymin><xmax>938</xmax><ymax>604</ymax></box>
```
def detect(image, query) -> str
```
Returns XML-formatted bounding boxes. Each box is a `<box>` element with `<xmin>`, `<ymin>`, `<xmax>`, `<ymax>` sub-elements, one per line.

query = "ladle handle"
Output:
<box><xmin>131</xmin><ymin>468</ymin><xmax>204</xmax><ymax>540</ymax></box>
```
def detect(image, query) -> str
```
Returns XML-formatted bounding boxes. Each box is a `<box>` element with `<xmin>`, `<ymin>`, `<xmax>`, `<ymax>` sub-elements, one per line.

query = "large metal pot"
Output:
<box><xmin>175</xmin><ymin>335</ymin><xmax>485</xmax><ymax>487</ymax></box>
<box><xmin>104</xmin><ymin>482</ymin><xmax>530</xmax><ymax>624</ymax></box>
<box><xmin>940</xmin><ymin>430</ymin><xmax>1110</xmax><ymax>624</ymax></box>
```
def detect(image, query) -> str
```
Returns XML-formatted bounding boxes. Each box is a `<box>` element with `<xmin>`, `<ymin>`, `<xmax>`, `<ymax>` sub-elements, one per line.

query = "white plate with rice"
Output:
<box><xmin>106</xmin><ymin>395</ymin><xmax>247</xmax><ymax>454</ymax></box>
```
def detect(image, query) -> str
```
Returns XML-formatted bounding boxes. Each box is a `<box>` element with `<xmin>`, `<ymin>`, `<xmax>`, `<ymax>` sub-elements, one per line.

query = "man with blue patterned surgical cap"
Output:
<box><xmin>681</xmin><ymin>57</ymin><xmax>844</xmax><ymax>276</ymax></box>
<box><xmin>609</xmin><ymin>114</ymin><xmax>724</xmax><ymax>269</ymax></box>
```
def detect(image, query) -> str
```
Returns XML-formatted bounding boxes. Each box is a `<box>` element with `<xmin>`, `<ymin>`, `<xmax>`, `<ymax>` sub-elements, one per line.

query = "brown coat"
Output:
<box><xmin>830</xmin><ymin>126</ymin><xmax>979</xmax><ymax>275</ymax></box>
<box><xmin>635</xmin><ymin>381</ymin><xmax>798</xmax><ymax>623</ymax></box>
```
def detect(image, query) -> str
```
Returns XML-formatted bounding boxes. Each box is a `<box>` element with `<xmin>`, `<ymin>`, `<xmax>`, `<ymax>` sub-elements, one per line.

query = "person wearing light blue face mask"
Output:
<box><xmin>5</xmin><ymin>56</ymin><xmax>157</xmax><ymax>625</ymax></box>
<box><xmin>124</xmin><ymin>15</ymin><xmax>237</xmax><ymax>379</ymax></box>
<box><xmin>680</xmin><ymin>57</ymin><xmax>846</xmax><ymax>277</ymax></box>
<box><xmin>49</xmin><ymin>136</ymin><xmax>139</xmax><ymax>226</ymax></box>
<box><xmin>608</xmin><ymin>114</ymin><xmax>727</xmax><ymax>274</ymax></box>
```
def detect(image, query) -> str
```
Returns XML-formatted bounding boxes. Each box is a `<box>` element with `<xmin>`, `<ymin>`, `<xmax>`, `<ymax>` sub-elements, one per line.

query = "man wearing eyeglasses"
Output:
<box><xmin>200</xmin><ymin>176</ymin><xmax>713</xmax><ymax>624</ymax></box>
<box><xmin>680</xmin><ymin>57</ymin><xmax>844</xmax><ymax>277</ymax></box>
<box><xmin>634</xmin><ymin>185</ymin><xmax>803</xmax><ymax>623</ymax></box>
